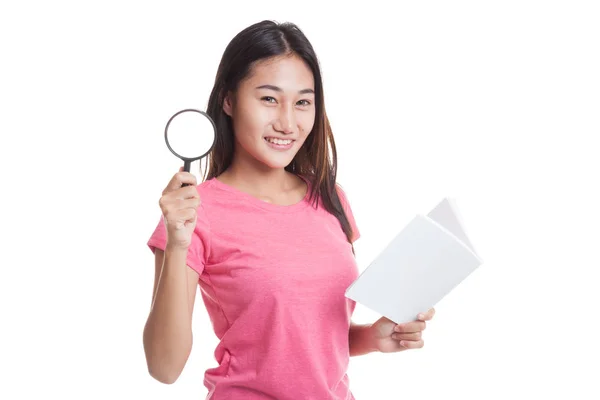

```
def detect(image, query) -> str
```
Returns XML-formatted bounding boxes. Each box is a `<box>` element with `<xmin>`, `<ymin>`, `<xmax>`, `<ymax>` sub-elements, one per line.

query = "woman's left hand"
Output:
<box><xmin>370</xmin><ymin>308</ymin><xmax>436</xmax><ymax>353</ymax></box>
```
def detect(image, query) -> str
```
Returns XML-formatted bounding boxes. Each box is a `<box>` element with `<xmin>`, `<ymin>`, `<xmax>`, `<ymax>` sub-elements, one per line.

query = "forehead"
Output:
<box><xmin>245</xmin><ymin>54</ymin><xmax>315</xmax><ymax>90</ymax></box>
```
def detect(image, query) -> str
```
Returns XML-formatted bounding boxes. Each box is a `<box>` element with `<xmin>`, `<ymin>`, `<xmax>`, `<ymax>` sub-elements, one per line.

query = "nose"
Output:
<box><xmin>274</xmin><ymin>106</ymin><xmax>296</xmax><ymax>134</ymax></box>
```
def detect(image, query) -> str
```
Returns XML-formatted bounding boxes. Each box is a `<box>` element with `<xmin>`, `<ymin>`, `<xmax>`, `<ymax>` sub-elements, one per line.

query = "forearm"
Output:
<box><xmin>143</xmin><ymin>245</ymin><xmax>193</xmax><ymax>383</ymax></box>
<box><xmin>349</xmin><ymin>322</ymin><xmax>378</xmax><ymax>357</ymax></box>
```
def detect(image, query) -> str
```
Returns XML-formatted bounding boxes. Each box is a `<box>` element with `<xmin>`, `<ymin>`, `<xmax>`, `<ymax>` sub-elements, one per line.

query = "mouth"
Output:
<box><xmin>264</xmin><ymin>136</ymin><xmax>295</xmax><ymax>150</ymax></box>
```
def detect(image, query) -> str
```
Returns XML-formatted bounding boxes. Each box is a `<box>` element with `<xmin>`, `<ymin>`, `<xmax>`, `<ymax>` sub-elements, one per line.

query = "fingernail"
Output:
<box><xmin>418</xmin><ymin>314</ymin><xmax>425</xmax><ymax>320</ymax></box>
<box><xmin>394</xmin><ymin>326</ymin><xmax>400</xmax><ymax>332</ymax></box>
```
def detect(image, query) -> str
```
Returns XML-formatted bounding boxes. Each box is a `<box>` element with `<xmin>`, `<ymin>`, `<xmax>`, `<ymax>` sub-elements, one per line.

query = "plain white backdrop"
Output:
<box><xmin>1</xmin><ymin>1</ymin><xmax>599</xmax><ymax>398</ymax></box>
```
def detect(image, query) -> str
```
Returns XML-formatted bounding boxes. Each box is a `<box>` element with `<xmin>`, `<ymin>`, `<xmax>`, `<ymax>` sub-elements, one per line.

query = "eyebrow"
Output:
<box><xmin>255</xmin><ymin>84</ymin><xmax>314</xmax><ymax>95</ymax></box>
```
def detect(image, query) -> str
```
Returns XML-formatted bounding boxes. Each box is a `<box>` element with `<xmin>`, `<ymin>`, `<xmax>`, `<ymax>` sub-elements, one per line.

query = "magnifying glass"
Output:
<box><xmin>164</xmin><ymin>109</ymin><xmax>217</xmax><ymax>186</ymax></box>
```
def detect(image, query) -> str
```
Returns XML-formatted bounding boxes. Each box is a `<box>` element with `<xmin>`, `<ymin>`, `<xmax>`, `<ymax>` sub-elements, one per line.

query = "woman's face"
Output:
<box><xmin>223</xmin><ymin>54</ymin><xmax>316</xmax><ymax>170</ymax></box>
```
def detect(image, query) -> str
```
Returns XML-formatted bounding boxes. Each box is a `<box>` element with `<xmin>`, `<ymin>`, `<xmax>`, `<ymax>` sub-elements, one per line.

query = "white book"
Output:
<box><xmin>345</xmin><ymin>198</ymin><xmax>483</xmax><ymax>324</ymax></box>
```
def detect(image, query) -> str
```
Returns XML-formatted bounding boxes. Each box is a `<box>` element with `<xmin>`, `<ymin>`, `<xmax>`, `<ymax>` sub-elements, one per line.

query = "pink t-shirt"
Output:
<box><xmin>147</xmin><ymin>176</ymin><xmax>361</xmax><ymax>399</ymax></box>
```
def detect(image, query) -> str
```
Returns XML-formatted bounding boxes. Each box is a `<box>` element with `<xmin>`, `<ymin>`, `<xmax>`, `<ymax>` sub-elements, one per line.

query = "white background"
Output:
<box><xmin>1</xmin><ymin>1</ymin><xmax>599</xmax><ymax>399</ymax></box>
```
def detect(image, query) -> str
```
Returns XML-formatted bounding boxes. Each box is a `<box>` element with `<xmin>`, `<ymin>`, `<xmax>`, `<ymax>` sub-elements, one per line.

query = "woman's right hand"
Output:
<box><xmin>158</xmin><ymin>167</ymin><xmax>201</xmax><ymax>249</ymax></box>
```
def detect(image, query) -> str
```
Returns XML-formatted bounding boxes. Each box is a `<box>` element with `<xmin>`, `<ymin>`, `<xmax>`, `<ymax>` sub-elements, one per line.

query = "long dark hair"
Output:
<box><xmin>201</xmin><ymin>20</ymin><xmax>355</xmax><ymax>248</ymax></box>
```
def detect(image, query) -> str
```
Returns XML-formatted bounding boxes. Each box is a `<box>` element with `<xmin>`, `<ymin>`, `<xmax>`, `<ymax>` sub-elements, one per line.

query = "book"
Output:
<box><xmin>345</xmin><ymin>197</ymin><xmax>483</xmax><ymax>324</ymax></box>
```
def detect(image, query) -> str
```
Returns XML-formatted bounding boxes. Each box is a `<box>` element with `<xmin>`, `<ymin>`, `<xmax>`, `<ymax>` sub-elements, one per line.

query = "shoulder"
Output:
<box><xmin>197</xmin><ymin>177</ymin><xmax>217</xmax><ymax>189</ymax></box>
<box><xmin>195</xmin><ymin>177</ymin><xmax>223</xmax><ymax>199</ymax></box>
<box><xmin>334</xmin><ymin>181</ymin><xmax>361</xmax><ymax>241</ymax></box>
<box><xmin>335</xmin><ymin>182</ymin><xmax>352</xmax><ymax>207</ymax></box>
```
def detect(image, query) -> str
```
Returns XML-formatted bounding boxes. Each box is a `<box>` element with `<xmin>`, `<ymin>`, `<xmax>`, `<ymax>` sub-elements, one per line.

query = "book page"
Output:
<box><xmin>345</xmin><ymin>212</ymin><xmax>483</xmax><ymax>324</ymax></box>
<box><xmin>427</xmin><ymin>197</ymin><xmax>479</xmax><ymax>257</ymax></box>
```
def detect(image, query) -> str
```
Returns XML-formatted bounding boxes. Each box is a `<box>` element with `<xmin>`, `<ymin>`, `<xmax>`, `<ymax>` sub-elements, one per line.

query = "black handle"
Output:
<box><xmin>182</xmin><ymin>159</ymin><xmax>191</xmax><ymax>187</ymax></box>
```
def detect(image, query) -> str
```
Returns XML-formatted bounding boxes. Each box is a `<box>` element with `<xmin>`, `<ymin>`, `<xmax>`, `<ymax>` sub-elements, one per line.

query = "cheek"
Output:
<box><xmin>298</xmin><ymin>111</ymin><xmax>316</xmax><ymax>137</ymax></box>
<box><xmin>235</xmin><ymin>103</ymin><xmax>270</xmax><ymax>137</ymax></box>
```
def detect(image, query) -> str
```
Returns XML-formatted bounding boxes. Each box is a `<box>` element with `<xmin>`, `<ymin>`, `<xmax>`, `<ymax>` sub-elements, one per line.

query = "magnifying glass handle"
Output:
<box><xmin>182</xmin><ymin>159</ymin><xmax>191</xmax><ymax>187</ymax></box>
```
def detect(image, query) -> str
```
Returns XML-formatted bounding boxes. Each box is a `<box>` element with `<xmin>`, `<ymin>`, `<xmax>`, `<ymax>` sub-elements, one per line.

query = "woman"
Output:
<box><xmin>143</xmin><ymin>20</ymin><xmax>435</xmax><ymax>399</ymax></box>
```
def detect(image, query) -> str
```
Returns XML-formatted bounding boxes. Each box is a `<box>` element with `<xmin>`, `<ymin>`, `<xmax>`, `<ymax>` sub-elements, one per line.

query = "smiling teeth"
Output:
<box><xmin>266</xmin><ymin>138</ymin><xmax>292</xmax><ymax>145</ymax></box>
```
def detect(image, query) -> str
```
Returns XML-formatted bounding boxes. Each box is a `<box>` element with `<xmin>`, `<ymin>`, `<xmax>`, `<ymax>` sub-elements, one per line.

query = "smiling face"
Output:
<box><xmin>223</xmin><ymin>54</ymin><xmax>316</xmax><ymax>170</ymax></box>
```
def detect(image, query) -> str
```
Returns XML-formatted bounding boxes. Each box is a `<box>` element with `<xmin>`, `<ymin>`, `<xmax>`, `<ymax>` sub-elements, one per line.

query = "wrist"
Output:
<box><xmin>349</xmin><ymin>323</ymin><xmax>379</xmax><ymax>356</ymax></box>
<box><xmin>364</xmin><ymin>323</ymin><xmax>380</xmax><ymax>353</ymax></box>
<box><xmin>165</xmin><ymin>242</ymin><xmax>190</xmax><ymax>254</ymax></box>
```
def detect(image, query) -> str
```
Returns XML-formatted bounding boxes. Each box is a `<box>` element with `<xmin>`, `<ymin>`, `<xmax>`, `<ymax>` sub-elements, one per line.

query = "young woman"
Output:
<box><xmin>143</xmin><ymin>20</ymin><xmax>435</xmax><ymax>399</ymax></box>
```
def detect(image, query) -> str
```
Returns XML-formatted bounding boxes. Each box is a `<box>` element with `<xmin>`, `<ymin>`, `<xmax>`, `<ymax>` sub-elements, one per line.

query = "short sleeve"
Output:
<box><xmin>336</xmin><ymin>184</ymin><xmax>361</xmax><ymax>243</ymax></box>
<box><xmin>146</xmin><ymin>204</ymin><xmax>211</xmax><ymax>276</ymax></box>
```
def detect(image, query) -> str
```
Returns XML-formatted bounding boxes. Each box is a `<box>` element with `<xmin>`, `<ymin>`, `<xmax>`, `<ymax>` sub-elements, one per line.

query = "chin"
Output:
<box><xmin>254</xmin><ymin>141</ymin><xmax>302</xmax><ymax>169</ymax></box>
<box><xmin>258</xmin><ymin>155</ymin><xmax>297</xmax><ymax>170</ymax></box>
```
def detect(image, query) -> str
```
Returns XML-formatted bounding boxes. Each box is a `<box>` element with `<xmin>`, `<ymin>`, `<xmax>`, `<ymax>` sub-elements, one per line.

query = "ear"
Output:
<box><xmin>223</xmin><ymin>92</ymin><xmax>234</xmax><ymax>117</ymax></box>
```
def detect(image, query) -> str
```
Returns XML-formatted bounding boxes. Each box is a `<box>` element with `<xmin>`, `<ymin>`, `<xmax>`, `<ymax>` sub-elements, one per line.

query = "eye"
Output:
<box><xmin>261</xmin><ymin>96</ymin><xmax>277</xmax><ymax>103</ymax></box>
<box><xmin>297</xmin><ymin>99</ymin><xmax>312</xmax><ymax>106</ymax></box>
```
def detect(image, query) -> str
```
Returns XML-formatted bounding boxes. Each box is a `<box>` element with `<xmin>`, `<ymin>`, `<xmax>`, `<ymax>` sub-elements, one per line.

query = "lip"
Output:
<box><xmin>264</xmin><ymin>136</ymin><xmax>296</xmax><ymax>141</ymax></box>
<box><xmin>264</xmin><ymin>137</ymin><xmax>295</xmax><ymax>151</ymax></box>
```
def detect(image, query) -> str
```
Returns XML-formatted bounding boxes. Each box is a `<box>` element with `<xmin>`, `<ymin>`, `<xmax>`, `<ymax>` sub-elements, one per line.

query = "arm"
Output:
<box><xmin>143</xmin><ymin>245</ymin><xmax>199</xmax><ymax>384</ymax></box>
<box><xmin>349</xmin><ymin>321</ymin><xmax>378</xmax><ymax>357</ymax></box>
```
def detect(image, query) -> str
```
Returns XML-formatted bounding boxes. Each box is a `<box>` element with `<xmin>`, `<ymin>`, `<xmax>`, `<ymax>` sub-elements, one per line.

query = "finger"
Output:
<box><xmin>159</xmin><ymin>196</ymin><xmax>200</xmax><ymax>217</ymax></box>
<box><xmin>394</xmin><ymin>321</ymin><xmax>426</xmax><ymax>333</ymax></box>
<box><xmin>176</xmin><ymin>198</ymin><xmax>200</xmax><ymax>210</ymax></box>
<box><xmin>167</xmin><ymin>185</ymin><xmax>200</xmax><ymax>201</ymax></box>
<box><xmin>177</xmin><ymin>172</ymin><xmax>198</xmax><ymax>189</ymax></box>
<box><xmin>179</xmin><ymin>185</ymin><xmax>200</xmax><ymax>199</ymax></box>
<box><xmin>392</xmin><ymin>332</ymin><xmax>422</xmax><ymax>341</ymax></box>
<box><xmin>181</xmin><ymin>207</ymin><xmax>197</xmax><ymax>222</ymax></box>
<box><xmin>160</xmin><ymin>189</ymin><xmax>198</xmax><ymax>212</ymax></box>
<box><xmin>418</xmin><ymin>308</ymin><xmax>435</xmax><ymax>321</ymax></box>
<box><xmin>163</xmin><ymin>206</ymin><xmax>196</xmax><ymax>228</ymax></box>
<box><xmin>168</xmin><ymin>206</ymin><xmax>197</xmax><ymax>222</ymax></box>
<box><xmin>165</xmin><ymin>171</ymin><xmax>197</xmax><ymax>192</ymax></box>
<box><xmin>399</xmin><ymin>339</ymin><xmax>424</xmax><ymax>349</ymax></box>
